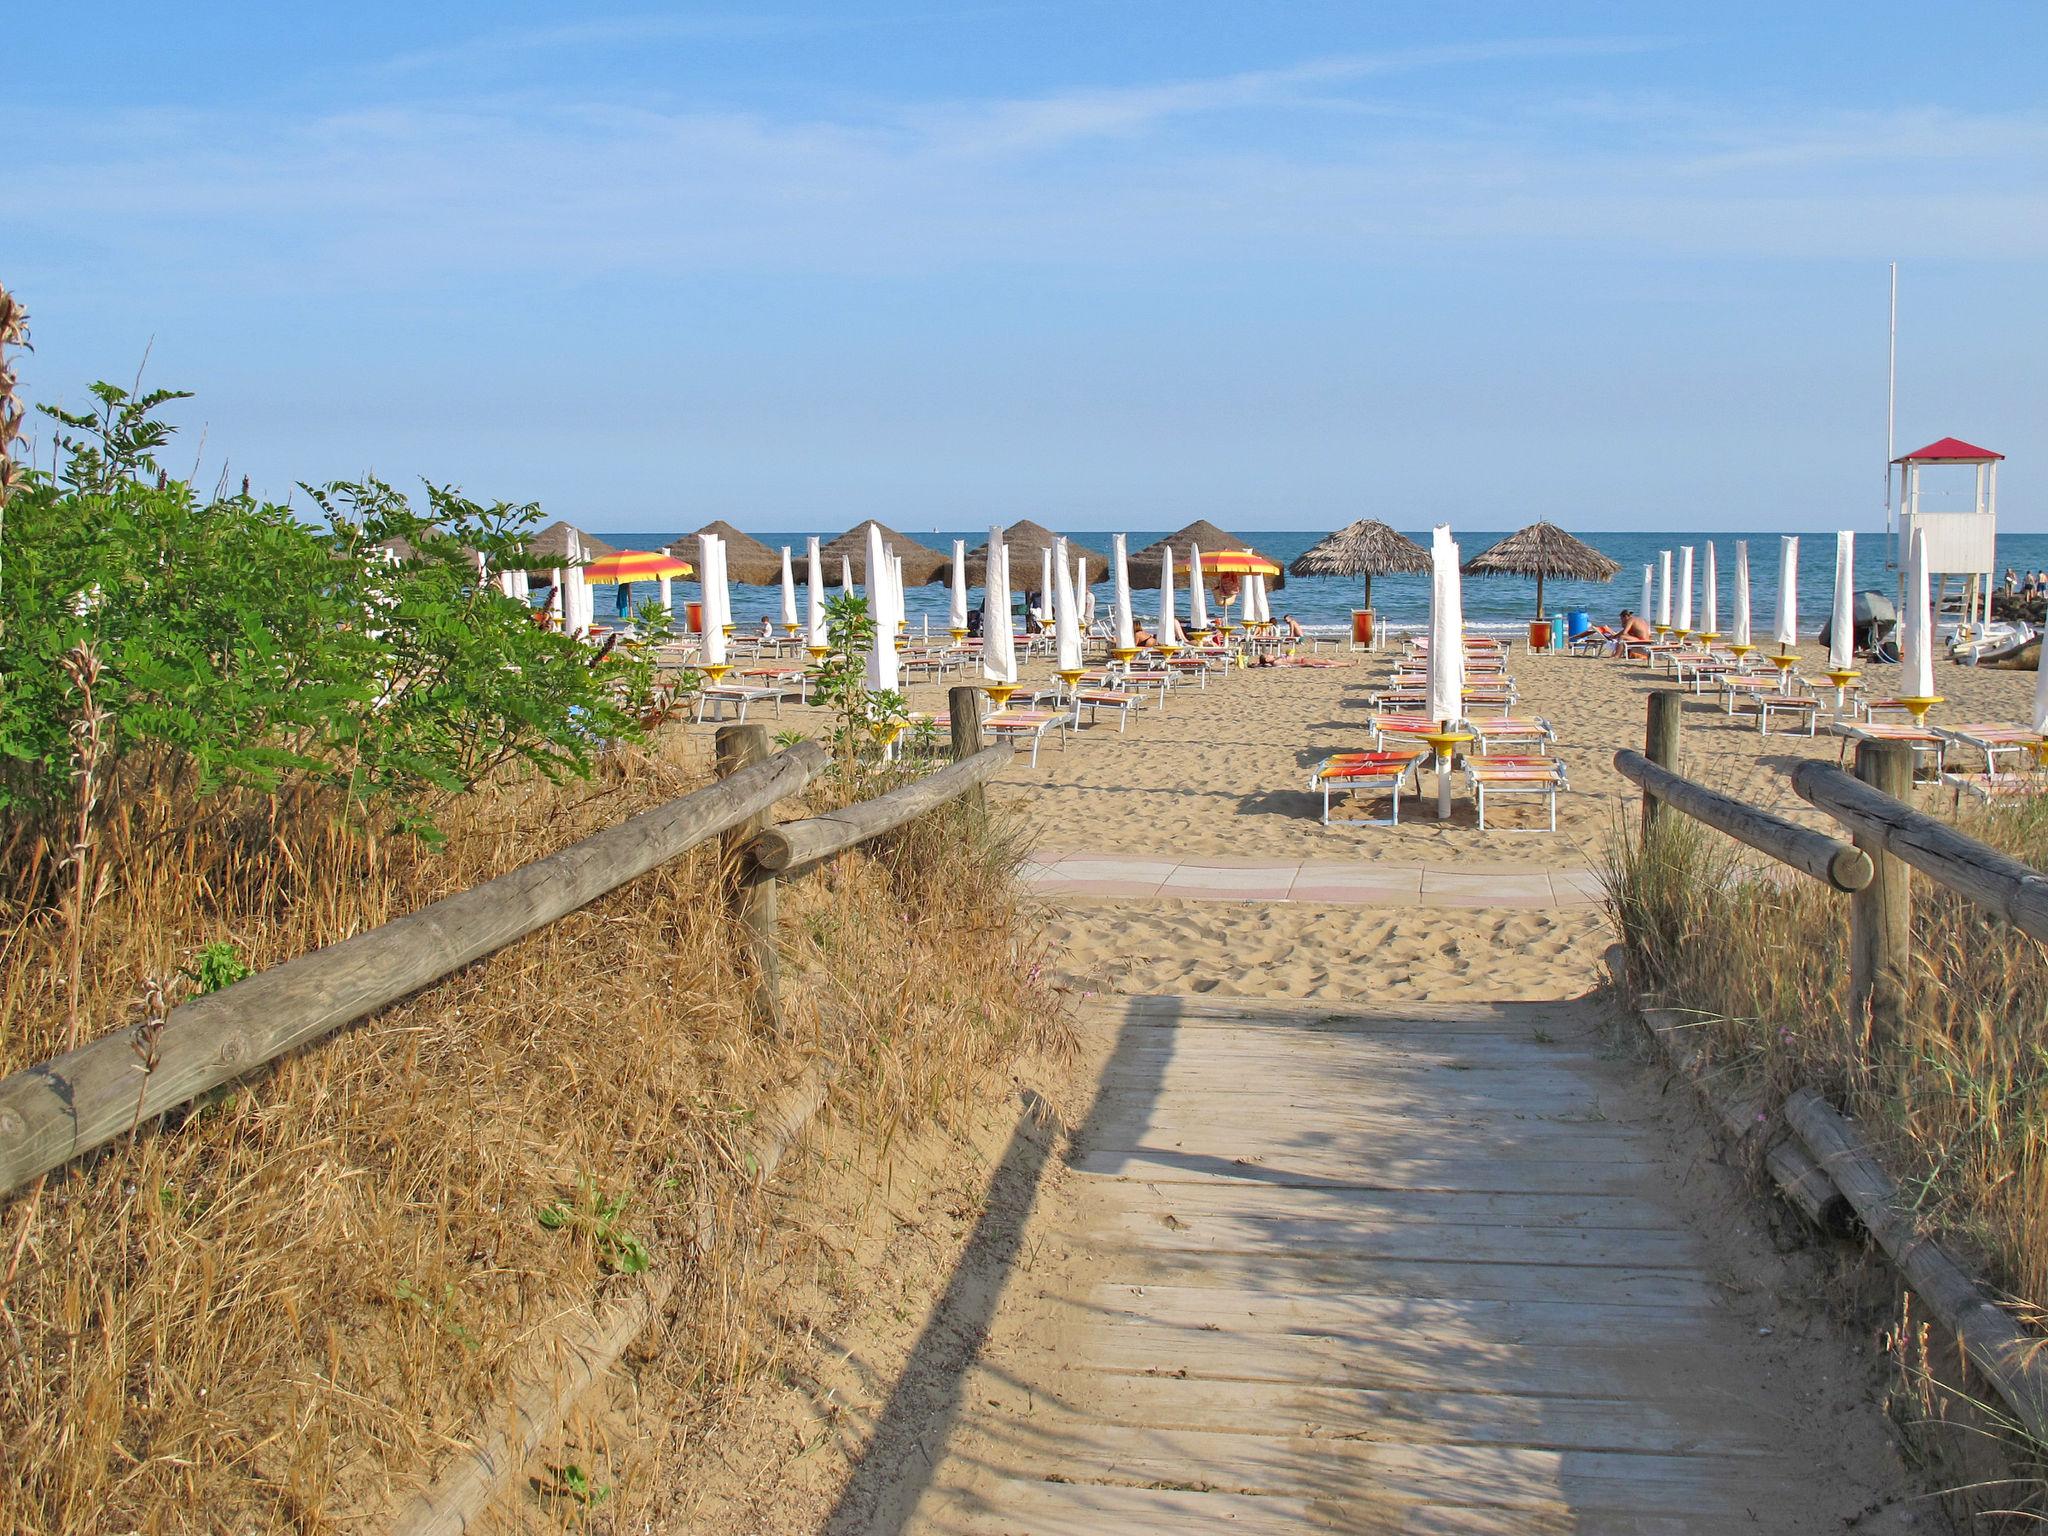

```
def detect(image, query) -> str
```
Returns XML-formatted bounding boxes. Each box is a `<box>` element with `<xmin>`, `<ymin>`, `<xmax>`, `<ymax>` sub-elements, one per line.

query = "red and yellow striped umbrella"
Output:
<box><xmin>1199</xmin><ymin>549</ymin><xmax>1280</xmax><ymax>578</ymax></box>
<box><xmin>580</xmin><ymin>550</ymin><xmax>694</xmax><ymax>581</ymax></box>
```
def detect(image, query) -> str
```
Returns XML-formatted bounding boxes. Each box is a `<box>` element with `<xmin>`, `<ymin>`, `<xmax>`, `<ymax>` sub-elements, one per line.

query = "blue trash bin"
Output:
<box><xmin>1565</xmin><ymin>609</ymin><xmax>1592</xmax><ymax>643</ymax></box>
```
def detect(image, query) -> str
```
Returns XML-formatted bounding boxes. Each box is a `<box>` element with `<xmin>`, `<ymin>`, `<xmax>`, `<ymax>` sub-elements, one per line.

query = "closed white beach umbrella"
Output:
<box><xmin>984</xmin><ymin>530</ymin><xmax>1017</xmax><ymax>684</ymax></box>
<box><xmin>1077</xmin><ymin>555</ymin><xmax>1095</xmax><ymax>627</ymax></box>
<box><xmin>805</xmin><ymin>536</ymin><xmax>826</xmax><ymax>649</ymax></box>
<box><xmin>1829</xmin><ymin>532</ymin><xmax>1856</xmax><ymax>672</ymax></box>
<box><xmin>1159</xmin><ymin>544</ymin><xmax>1177</xmax><ymax>638</ymax></box>
<box><xmin>1248</xmin><ymin>572</ymin><xmax>1268</xmax><ymax>625</ymax></box>
<box><xmin>1676</xmin><ymin>546</ymin><xmax>1693</xmax><ymax>634</ymax></box>
<box><xmin>1702</xmin><ymin>543</ymin><xmax>1718</xmax><ymax>637</ymax></box>
<box><xmin>1053</xmin><ymin>536</ymin><xmax>1082</xmax><ymax>674</ymax></box>
<box><xmin>1427</xmin><ymin>525</ymin><xmax>1465</xmax><ymax>729</ymax></box>
<box><xmin>892</xmin><ymin>556</ymin><xmax>905</xmax><ymax>630</ymax></box>
<box><xmin>839</xmin><ymin>556</ymin><xmax>854</xmax><ymax>593</ymax></box>
<box><xmin>1040</xmin><ymin>546</ymin><xmax>1054</xmax><ymax>626</ymax></box>
<box><xmin>1111</xmin><ymin>533</ymin><xmax>1136</xmax><ymax>651</ymax></box>
<box><xmin>1732</xmin><ymin>541</ymin><xmax>1752</xmax><ymax>648</ymax></box>
<box><xmin>864</xmin><ymin>523</ymin><xmax>898</xmax><ymax>692</ymax></box>
<box><xmin>697</xmin><ymin>533</ymin><xmax>727</xmax><ymax>667</ymax></box>
<box><xmin>1903</xmin><ymin>527</ymin><xmax>1935</xmax><ymax>700</ymax></box>
<box><xmin>1774</xmin><ymin>536</ymin><xmax>1799</xmax><ymax>649</ymax></box>
<box><xmin>1640</xmin><ymin>564</ymin><xmax>1653</xmax><ymax>621</ymax></box>
<box><xmin>1657</xmin><ymin>550</ymin><xmax>1673</xmax><ymax>628</ymax></box>
<box><xmin>1188</xmin><ymin>546</ymin><xmax>1209</xmax><ymax>630</ymax></box>
<box><xmin>779</xmin><ymin>546</ymin><xmax>799</xmax><ymax>630</ymax></box>
<box><xmin>2032</xmin><ymin>618</ymin><xmax>2048</xmax><ymax>732</ymax></box>
<box><xmin>949</xmin><ymin>539</ymin><xmax>969</xmax><ymax>633</ymax></box>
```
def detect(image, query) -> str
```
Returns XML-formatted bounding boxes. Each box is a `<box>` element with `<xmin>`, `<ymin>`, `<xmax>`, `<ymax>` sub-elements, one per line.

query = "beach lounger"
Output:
<box><xmin>1568</xmin><ymin>625</ymin><xmax>1617</xmax><ymax>654</ymax></box>
<box><xmin>691</xmin><ymin>684</ymin><xmax>794</xmax><ymax>723</ymax></box>
<box><xmin>1367</xmin><ymin>712</ymin><xmax>1451</xmax><ymax>749</ymax></box>
<box><xmin>736</xmin><ymin>666</ymin><xmax>810</xmax><ymax>702</ymax></box>
<box><xmin>1308</xmin><ymin>749</ymin><xmax>1426</xmax><ymax>827</ymax></box>
<box><xmin>1068</xmin><ymin>687</ymin><xmax>1140</xmax><ymax>732</ymax></box>
<box><xmin>1936</xmin><ymin>723</ymin><xmax>2046</xmax><ymax>773</ymax></box>
<box><xmin>1941</xmin><ymin>770</ymin><xmax>2048</xmax><ymax>808</ymax></box>
<box><xmin>1833</xmin><ymin>721</ymin><xmax>1946</xmax><ymax>781</ymax></box>
<box><xmin>1756</xmin><ymin>694</ymin><xmax>1822</xmax><ymax>736</ymax></box>
<box><xmin>1471</xmin><ymin>716</ymin><xmax>1556</xmax><ymax>755</ymax></box>
<box><xmin>982</xmin><ymin>708</ymin><xmax>1067</xmax><ymax>767</ymax></box>
<box><xmin>1460</xmin><ymin>754</ymin><xmax>1570</xmax><ymax>831</ymax></box>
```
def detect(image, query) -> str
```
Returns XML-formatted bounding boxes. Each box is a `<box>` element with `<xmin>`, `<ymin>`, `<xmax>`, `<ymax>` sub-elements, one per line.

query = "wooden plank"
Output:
<box><xmin>919</xmin><ymin>1480</ymin><xmax>1726</xmax><ymax>1536</ymax></box>
<box><xmin>1068</xmin><ymin>1148</ymin><xmax>1663</xmax><ymax>1195</ymax></box>
<box><xmin>1089</xmin><ymin>1211</ymin><xmax>1699</xmax><ymax>1267</ymax></box>
<box><xmin>957</xmin><ymin>1365</ymin><xmax>1772</xmax><ymax>1456</ymax></box>
<box><xmin>1071</xmin><ymin>1184</ymin><xmax>1680</xmax><ymax>1232</ymax></box>
<box><xmin>1079</xmin><ymin>1251</ymin><xmax>1725</xmax><ymax>1305</ymax></box>
<box><xmin>954</xmin><ymin>1427</ymin><xmax>1770</xmax><ymax>1517</ymax></box>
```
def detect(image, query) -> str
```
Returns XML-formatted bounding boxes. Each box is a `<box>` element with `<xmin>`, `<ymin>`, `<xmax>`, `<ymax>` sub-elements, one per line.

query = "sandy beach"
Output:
<box><xmin>798</xmin><ymin>634</ymin><xmax>2044</xmax><ymax>1002</ymax></box>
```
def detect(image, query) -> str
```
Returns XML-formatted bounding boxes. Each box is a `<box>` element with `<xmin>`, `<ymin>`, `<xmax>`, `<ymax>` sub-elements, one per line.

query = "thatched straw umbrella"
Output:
<box><xmin>515</xmin><ymin>520</ymin><xmax>614</xmax><ymax>569</ymax></box>
<box><xmin>1461</xmin><ymin>521</ymin><xmax>1621</xmax><ymax>616</ymax></box>
<box><xmin>1129</xmin><ymin>520</ymin><xmax>1284</xmax><ymax>590</ymax></box>
<box><xmin>1288</xmin><ymin>519</ymin><xmax>1429</xmax><ymax>611</ymax></box>
<box><xmin>939</xmin><ymin>519</ymin><xmax>1108</xmax><ymax>586</ymax></box>
<box><xmin>668</xmin><ymin>519</ymin><xmax>782</xmax><ymax>585</ymax></box>
<box><xmin>817</xmin><ymin>520</ymin><xmax>947</xmax><ymax>585</ymax></box>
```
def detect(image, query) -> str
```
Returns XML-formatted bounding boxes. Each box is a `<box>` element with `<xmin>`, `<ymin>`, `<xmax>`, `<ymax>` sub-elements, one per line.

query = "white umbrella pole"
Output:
<box><xmin>864</xmin><ymin>524</ymin><xmax>898</xmax><ymax>694</ymax></box>
<box><xmin>805</xmin><ymin>536</ymin><xmax>826</xmax><ymax>651</ymax></box>
<box><xmin>1427</xmin><ymin>526</ymin><xmax>1465</xmax><ymax>820</ymax></box>
<box><xmin>1904</xmin><ymin>527</ymin><xmax>1936</xmax><ymax>707</ymax></box>
<box><xmin>1111</xmin><ymin>534</ymin><xmax>1136</xmax><ymax>655</ymax></box>
<box><xmin>1053</xmin><ymin>536</ymin><xmax>1082</xmax><ymax>683</ymax></box>
<box><xmin>949</xmin><ymin>539</ymin><xmax>968</xmax><ymax>637</ymax></box>
<box><xmin>1732</xmin><ymin>541</ymin><xmax>1752</xmax><ymax>650</ymax></box>
<box><xmin>1159</xmin><ymin>546</ymin><xmax>1177</xmax><ymax>644</ymax></box>
<box><xmin>1829</xmin><ymin>530</ymin><xmax>1856</xmax><ymax>679</ymax></box>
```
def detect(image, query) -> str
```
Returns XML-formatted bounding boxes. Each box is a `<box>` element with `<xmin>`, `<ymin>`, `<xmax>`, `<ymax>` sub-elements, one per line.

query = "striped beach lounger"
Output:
<box><xmin>1471</xmin><ymin>716</ymin><xmax>1556</xmax><ymax>755</ymax></box>
<box><xmin>1309</xmin><ymin>749</ymin><xmax>1427</xmax><ymax>827</ymax></box>
<box><xmin>1460</xmin><ymin>754</ymin><xmax>1570</xmax><ymax>831</ymax></box>
<box><xmin>1936</xmin><ymin>723</ymin><xmax>2045</xmax><ymax>773</ymax></box>
<box><xmin>983</xmin><ymin>708</ymin><xmax>1067</xmax><ymax>767</ymax></box>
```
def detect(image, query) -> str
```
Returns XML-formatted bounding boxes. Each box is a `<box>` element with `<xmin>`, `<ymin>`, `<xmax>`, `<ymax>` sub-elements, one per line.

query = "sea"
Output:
<box><xmin>583</xmin><ymin>528</ymin><xmax>2048</xmax><ymax>639</ymax></box>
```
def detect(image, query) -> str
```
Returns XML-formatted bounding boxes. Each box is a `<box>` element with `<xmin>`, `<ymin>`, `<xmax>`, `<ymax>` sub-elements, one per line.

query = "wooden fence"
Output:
<box><xmin>0</xmin><ymin>685</ymin><xmax>1013</xmax><ymax>1532</ymax></box>
<box><xmin>1614</xmin><ymin>689</ymin><xmax>2048</xmax><ymax>1445</ymax></box>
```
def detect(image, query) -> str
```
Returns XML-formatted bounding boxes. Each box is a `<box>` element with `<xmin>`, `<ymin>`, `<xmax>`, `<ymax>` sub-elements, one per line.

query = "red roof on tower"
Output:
<box><xmin>1892</xmin><ymin>436</ymin><xmax>2004</xmax><ymax>464</ymax></box>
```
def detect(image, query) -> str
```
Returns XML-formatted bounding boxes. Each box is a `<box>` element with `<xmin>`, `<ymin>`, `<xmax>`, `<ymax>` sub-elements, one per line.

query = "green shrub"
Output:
<box><xmin>0</xmin><ymin>381</ymin><xmax>652</xmax><ymax>846</ymax></box>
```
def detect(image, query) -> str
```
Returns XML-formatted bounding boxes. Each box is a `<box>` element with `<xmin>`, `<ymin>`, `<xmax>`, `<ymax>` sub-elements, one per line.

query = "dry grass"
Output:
<box><xmin>0</xmin><ymin>730</ymin><xmax>1066</xmax><ymax>1532</ymax></box>
<box><xmin>1605</xmin><ymin>796</ymin><xmax>2048</xmax><ymax>1318</ymax></box>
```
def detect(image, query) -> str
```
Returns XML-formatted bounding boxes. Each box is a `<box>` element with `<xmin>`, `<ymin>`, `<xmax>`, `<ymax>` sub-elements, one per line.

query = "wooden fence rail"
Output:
<box><xmin>0</xmin><ymin>700</ymin><xmax>1010</xmax><ymax>1202</ymax></box>
<box><xmin>1615</xmin><ymin>747</ymin><xmax>1871</xmax><ymax>892</ymax></box>
<box><xmin>1621</xmin><ymin>688</ymin><xmax>2048</xmax><ymax>1453</ymax></box>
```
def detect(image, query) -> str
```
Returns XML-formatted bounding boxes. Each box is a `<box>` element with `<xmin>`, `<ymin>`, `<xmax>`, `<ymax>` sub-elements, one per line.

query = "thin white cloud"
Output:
<box><xmin>13</xmin><ymin>43</ymin><xmax>2048</xmax><ymax>298</ymax></box>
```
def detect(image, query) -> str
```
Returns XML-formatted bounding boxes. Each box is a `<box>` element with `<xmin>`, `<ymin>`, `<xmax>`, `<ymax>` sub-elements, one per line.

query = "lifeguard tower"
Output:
<box><xmin>1892</xmin><ymin>436</ymin><xmax>2002</xmax><ymax>635</ymax></box>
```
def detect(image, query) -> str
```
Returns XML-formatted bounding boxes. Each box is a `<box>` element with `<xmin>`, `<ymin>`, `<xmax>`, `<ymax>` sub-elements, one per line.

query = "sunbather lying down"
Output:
<box><xmin>1261</xmin><ymin>655</ymin><xmax>1348</xmax><ymax>668</ymax></box>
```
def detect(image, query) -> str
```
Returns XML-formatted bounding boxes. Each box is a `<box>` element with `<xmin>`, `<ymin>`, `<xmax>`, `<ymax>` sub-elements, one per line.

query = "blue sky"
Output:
<box><xmin>11</xmin><ymin>2</ymin><xmax>2046</xmax><ymax>534</ymax></box>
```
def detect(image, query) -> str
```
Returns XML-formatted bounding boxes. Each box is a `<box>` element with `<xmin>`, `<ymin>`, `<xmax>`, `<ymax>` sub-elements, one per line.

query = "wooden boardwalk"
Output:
<box><xmin>892</xmin><ymin>995</ymin><xmax>1856</xmax><ymax>1534</ymax></box>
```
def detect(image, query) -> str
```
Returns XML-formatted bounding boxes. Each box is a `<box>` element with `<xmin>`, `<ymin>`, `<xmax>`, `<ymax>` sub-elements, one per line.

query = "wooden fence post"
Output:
<box><xmin>1642</xmin><ymin>690</ymin><xmax>1681</xmax><ymax>845</ymax></box>
<box><xmin>715</xmin><ymin>723</ymin><xmax>782</xmax><ymax>1034</ymax></box>
<box><xmin>1848</xmin><ymin>740</ymin><xmax>1913</xmax><ymax>1049</ymax></box>
<box><xmin>949</xmin><ymin>685</ymin><xmax>987</xmax><ymax>820</ymax></box>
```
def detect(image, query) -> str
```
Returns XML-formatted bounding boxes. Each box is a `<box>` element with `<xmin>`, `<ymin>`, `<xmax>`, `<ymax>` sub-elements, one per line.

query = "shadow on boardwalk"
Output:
<box><xmin>827</xmin><ymin>993</ymin><xmax>1921</xmax><ymax>1535</ymax></box>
